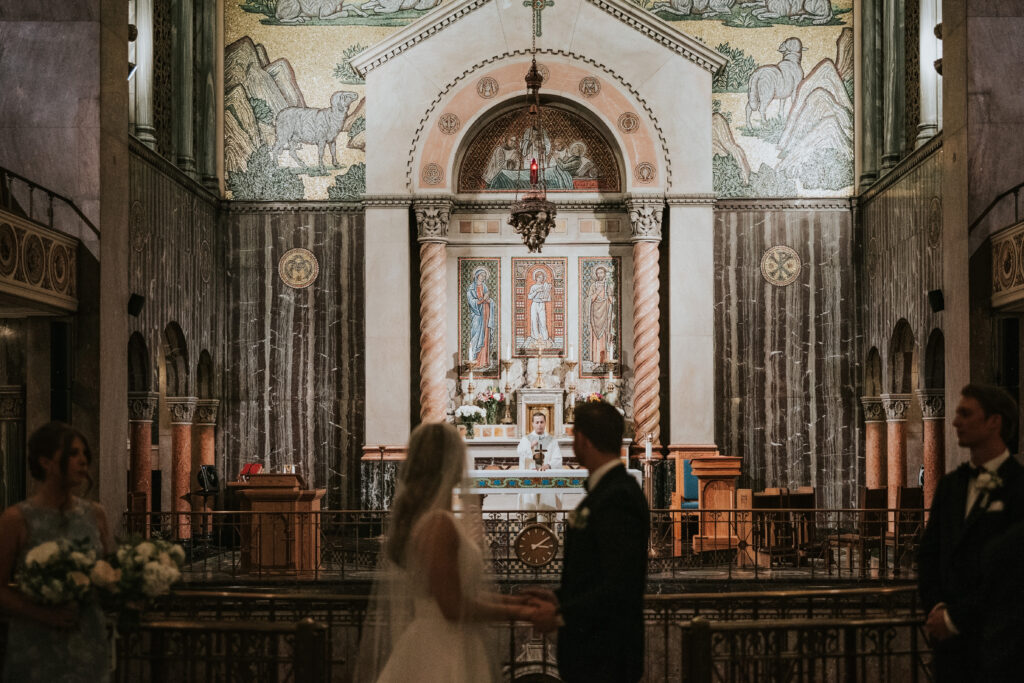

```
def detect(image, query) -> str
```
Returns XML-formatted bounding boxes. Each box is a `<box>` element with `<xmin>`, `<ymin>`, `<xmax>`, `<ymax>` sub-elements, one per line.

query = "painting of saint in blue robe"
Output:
<box><xmin>467</xmin><ymin>266</ymin><xmax>497</xmax><ymax>369</ymax></box>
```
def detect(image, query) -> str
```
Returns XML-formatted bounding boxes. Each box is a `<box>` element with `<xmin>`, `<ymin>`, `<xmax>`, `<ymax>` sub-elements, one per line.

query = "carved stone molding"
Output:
<box><xmin>665</xmin><ymin>194</ymin><xmax>716</xmax><ymax>206</ymax></box>
<box><xmin>714</xmin><ymin>198</ymin><xmax>852</xmax><ymax>211</ymax></box>
<box><xmin>414</xmin><ymin>199</ymin><xmax>453</xmax><ymax>243</ymax></box>
<box><xmin>916</xmin><ymin>389</ymin><xmax>945</xmax><ymax>420</ymax></box>
<box><xmin>858</xmin><ymin>133</ymin><xmax>943</xmax><ymax>205</ymax></box>
<box><xmin>128</xmin><ymin>391</ymin><xmax>160</xmax><ymax>422</ymax></box>
<box><xmin>362</xmin><ymin>195</ymin><xmax>414</xmax><ymax>208</ymax></box>
<box><xmin>454</xmin><ymin>198</ymin><xmax>625</xmax><ymax>212</ymax></box>
<box><xmin>626</xmin><ymin>197</ymin><xmax>664</xmax><ymax>242</ymax></box>
<box><xmin>194</xmin><ymin>399</ymin><xmax>220</xmax><ymax>426</ymax></box>
<box><xmin>0</xmin><ymin>385</ymin><xmax>25</xmax><ymax>421</ymax></box>
<box><xmin>221</xmin><ymin>201</ymin><xmax>363</xmax><ymax>214</ymax></box>
<box><xmin>0</xmin><ymin>212</ymin><xmax>79</xmax><ymax>313</ymax></box>
<box><xmin>881</xmin><ymin>393</ymin><xmax>913</xmax><ymax>422</ymax></box>
<box><xmin>166</xmin><ymin>396</ymin><xmax>198</xmax><ymax>425</ymax></box>
<box><xmin>860</xmin><ymin>396</ymin><xmax>885</xmax><ymax>423</ymax></box>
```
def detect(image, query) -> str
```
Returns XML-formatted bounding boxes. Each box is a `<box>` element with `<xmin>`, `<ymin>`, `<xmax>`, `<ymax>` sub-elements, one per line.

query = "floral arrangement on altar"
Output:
<box><xmin>576</xmin><ymin>392</ymin><xmax>607</xmax><ymax>404</ymax></box>
<box><xmin>455</xmin><ymin>404</ymin><xmax>487</xmax><ymax>438</ymax></box>
<box><xmin>474</xmin><ymin>388</ymin><xmax>505</xmax><ymax>424</ymax></box>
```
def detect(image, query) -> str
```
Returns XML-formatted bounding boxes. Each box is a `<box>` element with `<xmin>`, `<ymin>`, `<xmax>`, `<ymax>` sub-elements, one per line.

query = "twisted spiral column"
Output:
<box><xmin>415</xmin><ymin>200</ymin><xmax>452</xmax><ymax>424</ymax></box>
<box><xmin>628</xmin><ymin>197</ymin><xmax>664</xmax><ymax>447</ymax></box>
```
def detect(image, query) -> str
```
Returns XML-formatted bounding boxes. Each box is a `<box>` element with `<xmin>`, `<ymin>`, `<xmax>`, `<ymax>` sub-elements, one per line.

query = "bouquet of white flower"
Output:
<box><xmin>15</xmin><ymin>538</ymin><xmax>97</xmax><ymax>605</ymax></box>
<box><xmin>98</xmin><ymin>538</ymin><xmax>185</xmax><ymax>602</ymax></box>
<box><xmin>454</xmin><ymin>405</ymin><xmax>486</xmax><ymax>424</ymax></box>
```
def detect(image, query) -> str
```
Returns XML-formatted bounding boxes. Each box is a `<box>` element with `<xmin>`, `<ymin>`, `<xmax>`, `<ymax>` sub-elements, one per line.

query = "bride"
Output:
<box><xmin>356</xmin><ymin>422</ymin><xmax>535</xmax><ymax>682</ymax></box>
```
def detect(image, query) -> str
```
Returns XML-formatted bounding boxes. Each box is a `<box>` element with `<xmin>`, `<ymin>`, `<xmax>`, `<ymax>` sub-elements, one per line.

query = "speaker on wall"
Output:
<box><xmin>928</xmin><ymin>289</ymin><xmax>944</xmax><ymax>313</ymax></box>
<box><xmin>128</xmin><ymin>293</ymin><xmax>145</xmax><ymax>317</ymax></box>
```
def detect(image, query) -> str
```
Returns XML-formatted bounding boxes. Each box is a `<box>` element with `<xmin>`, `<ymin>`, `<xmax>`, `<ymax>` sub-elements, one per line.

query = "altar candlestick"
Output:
<box><xmin>645</xmin><ymin>434</ymin><xmax>652</xmax><ymax>461</ymax></box>
<box><xmin>469</xmin><ymin>370</ymin><xmax>474</xmax><ymax>385</ymax></box>
<box><xmin>506</xmin><ymin>343</ymin><xmax>511</xmax><ymax>360</ymax></box>
<box><xmin>608</xmin><ymin>368</ymin><xmax>614</xmax><ymax>382</ymax></box>
<box><xmin>569</xmin><ymin>344</ymin><xmax>575</xmax><ymax>362</ymax></box>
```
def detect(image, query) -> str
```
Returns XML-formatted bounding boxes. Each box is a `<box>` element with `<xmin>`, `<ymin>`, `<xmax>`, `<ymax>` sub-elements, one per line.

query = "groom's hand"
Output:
<box><xmin>521</xmin><ymin>589</ymin><xmax>561</xmax><ymax>633</ymax></box>
<box><xmin>924</xmin><ymin>604</ymin><xmax>955</xmax><ymax>642</ymax></box>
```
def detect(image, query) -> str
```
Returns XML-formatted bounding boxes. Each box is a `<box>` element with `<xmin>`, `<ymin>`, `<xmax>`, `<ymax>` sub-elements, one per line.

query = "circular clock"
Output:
<box><xmin>760</xmin><ymin>245</ymin><xmax>802</xmax><ymax>286</ymax></box>
<box><xmin>514</xmin><ymin>523</ymin><xmax>558</xmax><ymax>568</ymax></box>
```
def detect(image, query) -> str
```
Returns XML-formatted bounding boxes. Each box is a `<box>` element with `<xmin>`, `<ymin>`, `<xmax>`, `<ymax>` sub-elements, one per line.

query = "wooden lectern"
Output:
<box><xmin>229</xmin><ymin>474</ymin><xmax>325</xmax><ymax>577</ymax></box>
<box><xmin>690</xmin><ymin>455</ymin><xmax>742</xmax><ymax>553</ymax></box>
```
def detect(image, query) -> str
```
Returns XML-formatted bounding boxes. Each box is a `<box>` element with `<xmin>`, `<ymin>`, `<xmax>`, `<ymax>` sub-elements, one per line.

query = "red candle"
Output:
<box><xmin>530</xmin><ymin>158</ymin><xmax>538</xmax><ymax>185</ymax></box>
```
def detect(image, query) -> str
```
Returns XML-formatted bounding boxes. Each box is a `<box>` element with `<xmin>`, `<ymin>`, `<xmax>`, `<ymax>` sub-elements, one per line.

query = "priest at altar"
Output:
<box><xmin>516</xmin><ymin>412</ymin><xmax>563</xmax><ymax>518</ymax></box>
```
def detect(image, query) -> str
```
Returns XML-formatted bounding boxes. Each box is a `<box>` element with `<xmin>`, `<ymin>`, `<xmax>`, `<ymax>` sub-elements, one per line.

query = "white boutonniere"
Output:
<box><xmin>975</xmin><ymin>471</ymin><xmax>1005</xmax><ymax>512</ymax></box>
<box><xmin>568</xmin><ymin>506</ymin><xmax>590</xmax><ymax>530</ymax></box>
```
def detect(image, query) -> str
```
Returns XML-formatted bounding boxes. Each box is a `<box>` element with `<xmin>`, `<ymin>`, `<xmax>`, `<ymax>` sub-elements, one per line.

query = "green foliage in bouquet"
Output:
<box><xmin>16</xmin><ymin>538</ymin><xmax>97</xmax><ymax>605</ymax></box>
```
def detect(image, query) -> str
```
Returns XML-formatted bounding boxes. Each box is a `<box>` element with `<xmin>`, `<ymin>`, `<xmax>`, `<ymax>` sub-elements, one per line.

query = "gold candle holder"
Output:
<box><xmin>532</xmin><ymin>350</ymin><xmax>544</xmax><ymax>389</ymax></box>
<box><xmin>500</xmin><ymin>359</ymin><xmax>514</xmax><ymax>424</ymax></box>
<box><xmin>564</xmin><ymin>359</ymin><xmax>578</xmax><ymax>424</ymax></box>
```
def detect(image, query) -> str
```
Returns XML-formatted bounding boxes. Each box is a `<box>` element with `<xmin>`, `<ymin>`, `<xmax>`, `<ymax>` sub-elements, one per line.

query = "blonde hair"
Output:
<box><xmin>386</xmin><ymin>422</ymin><xmax>467</xmax><ymax>565</ymax></box>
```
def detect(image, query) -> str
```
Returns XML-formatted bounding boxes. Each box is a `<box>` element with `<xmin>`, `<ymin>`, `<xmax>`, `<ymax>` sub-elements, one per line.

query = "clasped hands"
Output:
<box><xmin>507</xmin><ymin>588</ymin><xmax>561</xmax><ymax>633</ymax></box>
<box><xmin>923</xmin><ymin>603</ymin><xmax>955</xmax><ymax>643</ymax></box>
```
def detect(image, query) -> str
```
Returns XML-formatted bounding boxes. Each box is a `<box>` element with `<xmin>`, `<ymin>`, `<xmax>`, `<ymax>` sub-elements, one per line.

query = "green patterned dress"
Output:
<box><xmin>2</xmin><ymin>497</ymin><xmax>110</xmax><ymax>683</ymax></box>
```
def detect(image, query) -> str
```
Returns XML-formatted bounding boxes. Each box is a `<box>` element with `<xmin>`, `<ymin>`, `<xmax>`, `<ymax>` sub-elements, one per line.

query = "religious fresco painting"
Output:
<box><xmin>512</xmin><ymin>258</ymin><xmax>567</xmax><ymax>358</ymax></box>
<box><xmin>458</xmin><ymin>108</ymin><xmax>621</xmax><ymax>193</ymax></box>
<box><xmin>225</xmin><ymin>0</ymin><xmax>853</xmax><ymax>199</ymax></box>
<box><xmin>458</xmin><ymin>257</ymin><xmax>501</xmax><ymax>379</ymax></box>
<box><xmin>578</xmin><ymin>256</ymin><xmax>621</xmax><ymax>379</ymax></box>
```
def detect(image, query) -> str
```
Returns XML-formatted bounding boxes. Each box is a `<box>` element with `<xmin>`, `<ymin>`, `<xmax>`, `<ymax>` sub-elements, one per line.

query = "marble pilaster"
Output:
<box><xmin>861</xmin><ymin>397</ymin><xmax>887</xmax><ymax>489</ymax></box>
<box><xmin>881</xmin><ymin>0</ymin><xmax>906</xmax><ymax>170</ymax></box>
<box><xmin>860</xmin><ymin>0</ymin><xmax>881</xmax><ymax>185</ymax></box>
<box><xmin>917</xmin><ymin>389</ymin><xmax>944</xmax><ymax>509</ymax></box>
<box><xmin>627</xmin><ymin>196</ymin><xmax>664</xmax><ymax>447</ymax></box>
<box><xmin>134</xmin><ymin>0</ymin><xmax>157</xmax><ymax>148</ymax></box>
<box><xmin>127</xmin><ymin>391</ymin><xmax>159</xmax><ymax>502</ymax></box>
<box><xmin>167</xmin><ymin>396</ymin><xmax>197</xmax><ymax>539</ymax></box>
<box><xmin>916</xmin><ymin>0</ymin><xmax>941</xmax><ymax>147</ymax></box>
<box><xmin>414</xmin><ymin>199</ymin><xmax>451</xmax><ymax>424</ymax></box>
<box><xmin>172</xmin><ymin>0</ymin><xmax>196</xmax><ymax>175</ymax></box>
<box><xmin>0</xmin><ymin>386</ymin><xmax>26</xmax><ymax>510</ymax></box>
<box><xmin>882</xmin><ymin>393</ymin><xmax>912</xmax><ymax>512</ymax></box>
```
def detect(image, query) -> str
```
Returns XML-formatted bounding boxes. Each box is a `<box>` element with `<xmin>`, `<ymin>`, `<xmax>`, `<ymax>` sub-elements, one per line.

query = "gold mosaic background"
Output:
<box><xmin>224</xmin><ymin>0</ymin><xmax>853</xmax><ymax>200</ymax></box>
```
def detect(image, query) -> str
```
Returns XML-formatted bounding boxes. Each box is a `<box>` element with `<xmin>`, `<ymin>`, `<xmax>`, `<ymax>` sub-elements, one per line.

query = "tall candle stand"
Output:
<box><xmin>500</xmin><ymin>359</ymin><xmax>514</xmax><ymax>424</ymax></box>
<box><xmin>564</xmin><ymin>359</ymin><xmax>578</xmax><ymax>424</ymax></box>
<box><xmin>532</xmin><ymin>348</ymin><xmax>544</xmax><ymax>389</ymax></box>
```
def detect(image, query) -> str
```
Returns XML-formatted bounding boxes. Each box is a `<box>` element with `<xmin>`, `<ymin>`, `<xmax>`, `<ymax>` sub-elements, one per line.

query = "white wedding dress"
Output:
<box><xmin>373</xmin><ymin>511</ymin><xmax>496</xmax><ymax>683</ymax></box>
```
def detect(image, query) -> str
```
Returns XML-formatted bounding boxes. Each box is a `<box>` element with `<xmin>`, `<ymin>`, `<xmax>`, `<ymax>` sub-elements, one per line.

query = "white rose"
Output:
<box><xmin>169</xmin><ymin>545</ymin><xmax>185</xmax><ymax>563</ymax></box>
<box><xmin>157</xmin><ymin>551</ymin><xmax>173</xmax><ymax>567</ymax></box>
<box><xmin>70</xmin><ymin>551</ymin><xmax>92</xmax><ymax>568</ymax></box>
<box><xmin>25</xmin><ymin>541</ymin><xmax>61</xmax><ymax>567</ymax></box>
<box><xmin>90</xmin><ymin>560</ymin><xmax>122</xmax><ymax>590</ymax></box>
<box><xmin>117</xmin><ymin>546</ymin><xmax>130</xmax><ymax>564</ymax></box>
<box><xmin>135</xmin><ymin>541</ymin><xmax>156</xmax><ymax>562</ymax></box>
<box><xmin>40</xmin><ymin>585</ymin><xmax>59</xmax><ymax>602</ymax></box>
<box><xmin>68</xmin><ymin>571</ymin><xmax>90</xmax><ymax>589</ymax></box>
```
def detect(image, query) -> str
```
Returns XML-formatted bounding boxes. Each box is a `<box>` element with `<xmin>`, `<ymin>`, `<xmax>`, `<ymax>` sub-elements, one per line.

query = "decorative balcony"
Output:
<box><xmin>991</xmin><ymin>220</ymin><xmax>1024</xmax><ymax>310</ymax></box>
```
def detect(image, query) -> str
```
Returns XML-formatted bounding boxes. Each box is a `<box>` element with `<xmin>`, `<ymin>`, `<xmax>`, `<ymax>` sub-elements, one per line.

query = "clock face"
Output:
<box><xmin>514</xmin><ymin>523</ymin><xmax>558</xmax><ymax>567</ymax></box>
<box><xmin>760</xmin><ymin>245</ymin><xmax>801</xmax><ymax>286</ymax></box>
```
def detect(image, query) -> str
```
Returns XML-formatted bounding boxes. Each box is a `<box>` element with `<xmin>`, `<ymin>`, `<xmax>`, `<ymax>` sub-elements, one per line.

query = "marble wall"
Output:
<box><xmin>220</xmin><ymin>205</ymin><xmax>365</xmax><ymax>509</ymax></box>
<box><xmin>713</xmin><ymin>201</ymin><xmax>859</xmax><ymax>508</ymax></box>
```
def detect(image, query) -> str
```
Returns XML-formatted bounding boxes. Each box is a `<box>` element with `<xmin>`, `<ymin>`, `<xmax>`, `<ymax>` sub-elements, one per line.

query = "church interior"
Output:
<box><xmin>1</xmin><ymin>0</ymin><xmax>1022</xmax><ymax>679</ymax></box>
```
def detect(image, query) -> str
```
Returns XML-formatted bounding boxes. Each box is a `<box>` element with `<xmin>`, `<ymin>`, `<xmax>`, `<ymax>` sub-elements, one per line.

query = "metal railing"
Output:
<box><xmin>0</xmin><ymin>165</ymin><xmax>99</xmax><ymax>238</ymax></box>
<box><xmin>113</xmin><ymin>618</ymin><xmax>329</xmax><ymax>683</ymax></box>
<box><xmin>679</xmin><ymin>615</ymin><xmax>928</xmax><ymax>683</ymax></box>
<box><xmin>123</xmin><ymin>506</ymin><xmax>925</xmax><ymax>583</ymax></box>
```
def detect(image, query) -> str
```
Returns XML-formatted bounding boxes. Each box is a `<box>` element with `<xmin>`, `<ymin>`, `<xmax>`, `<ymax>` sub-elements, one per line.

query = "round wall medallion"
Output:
<box><xmin>49</xmin><ymin>244</ymin><xmax>70</xmax><ymax>293</ymax></box>
<box><xmin>421</xmin><ymin>163</ymin><xmax>444</xmax><ymax>185</ymax></box>
<box><xmin>278</xmin><ymin>248</ymin><xmax>319</xmax><ymax>289</ymax></box>
<box><xmin>760</xmin><ymin>246</ymin><xmax>802</xmax><ymax>286</ymax></box>
<box><xmin>22</xmin><ymin>234</ymin><xmax>45</xmax><ymax>286</ymax></box>
<box><xmin>633</xmin><ymin>162</ymin><xmax>656</xmax><ymax>184</ymax></box>
<box><xmin>0</xmin><ymin>222</ymin><xmax>17</xmax><ymax>277</ymax></box>
<box><xmin>617</xmin><ymin>112</ymin><xmax>640</xmax><ymax>134</ymax></box>
<box><xmin>199</xmin><ymin>239</ymin><xmax>212</xmax><ymax>285</ymax></box>
<box><xmin>996</xmin><ymin>239</ymin><xmax>1017</xmax><ymax>292</ymax></box>
<box><xmin>579</xmin><ymin>76</ymin><xmax>600</xmax><ymax>98</ymax></box>
<box><xmin>536</xmin><ymin>63</ymin><xmax>549</xmax><ymax>83</ymax></box>
<box><xmin>438</xmin><ymin>112</ymin><xmax>460</xmax><ymax>135</ymax></box>
<box><xmin>476</xmin><ymin>77</ymin><xmax>499</xmax><ymax>99</ymax></box>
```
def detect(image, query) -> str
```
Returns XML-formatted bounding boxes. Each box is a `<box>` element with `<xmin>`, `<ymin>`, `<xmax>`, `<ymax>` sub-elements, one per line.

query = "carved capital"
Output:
<box><xmin>916</xmin><ymin>389</ymin><xmax>945</xmax><ymax>420</ymax></box>
<box><xmin>626</xmin><ymin>197</ymin><xmax>664</xmax><ymax>242</ymax></box>
<box><xmin>414</xmin><ymin>199</ymin><xmax>453</xmax><ymax>243</ymax></box>
<box><xmin>166</xmin><ymin>396</ymin><xmax>198</xmax><ymax>425</ymax></box>
<box><xmin>0</xmin><ymin>385</ymin><xmax>25</xmax><ymax>421</ymax></box>
<box><xmin>860</xmin><ymin>396</ymin><xmax>885</xmax><ymax>423</ymax></box>
<box><xmin>194</xmin><ymin>399</ymin><xmax>220</xmax><ymax>426</ymax></box>
<box><xmin>881</xmin><ymin>393</ymin><xmax>913</xmax><ymax>422</ymax></box>
<box><xmin>128</xmin><ymin>391</ymin><xmax>160</xmax><ymax>422</ymax></box>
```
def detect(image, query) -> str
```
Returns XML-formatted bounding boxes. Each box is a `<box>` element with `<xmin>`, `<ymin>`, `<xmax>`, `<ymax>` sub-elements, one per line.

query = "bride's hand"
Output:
<box><xmin>511</xmin><ymin>602</ymin><xmax>538</xmax><ymax>621</ymax></box>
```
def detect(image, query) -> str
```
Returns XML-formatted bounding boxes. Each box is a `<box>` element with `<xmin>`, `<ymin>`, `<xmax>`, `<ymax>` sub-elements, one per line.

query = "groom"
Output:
<box><xmin>527</xmin><ymin>401</ymin><xmax>649</xmax><ymax>683</ymax></box>
<box><xmin>918</xmin><ymin>383</ymin><xmax>1024</xmax><ymax>682</ymax></box>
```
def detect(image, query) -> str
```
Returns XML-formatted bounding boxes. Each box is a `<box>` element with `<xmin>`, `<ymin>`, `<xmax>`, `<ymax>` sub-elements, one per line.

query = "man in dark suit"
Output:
<box><xmin>917</xmin><ymin>383</ymin><xmax>1024</xmax><ymax>682</ymax></box>
<box><xmin>526</xmin><ymin>401</ymin><xmax>649</xmax><ymax>683</ymax></box>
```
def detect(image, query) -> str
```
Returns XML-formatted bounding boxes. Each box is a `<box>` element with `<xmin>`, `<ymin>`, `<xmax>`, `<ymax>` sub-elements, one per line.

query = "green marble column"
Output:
<box><xmin>860</xmin><ymin>0</ymin><xmax>882</xmax><ymax>186</ymax></box>
<box><xmin>172</xmin><ymin>0</ymin><xmax>196</xmax><ymax>176</ymax></box>
<box><xmin>881</xmin><ymin>0</ymin><xmax>905</xmax><ymax>171</ymax></box>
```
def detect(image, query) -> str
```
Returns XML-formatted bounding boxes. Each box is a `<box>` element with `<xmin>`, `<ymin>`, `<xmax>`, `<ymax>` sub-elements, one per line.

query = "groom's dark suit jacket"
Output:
<box><xmin>556</xmin><ymin>463</ymin><xmax>649</xmax><ymax>683</ymax></box>
<box><xmin>917</xmin><ymin>455</ymin><xmax>1024</xmax><ymax>682</ymax></box>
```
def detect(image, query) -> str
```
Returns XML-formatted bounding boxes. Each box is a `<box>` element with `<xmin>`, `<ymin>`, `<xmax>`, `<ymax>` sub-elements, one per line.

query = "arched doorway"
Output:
<box><xmin>862</xmin><ymin>347</ymin><xmax>886</xmax><ymax>489</ymax></box>
<box><xmin>162</xmin><ymin>322</ymin><xmax>194</xmax><ymax>539</ymax></box>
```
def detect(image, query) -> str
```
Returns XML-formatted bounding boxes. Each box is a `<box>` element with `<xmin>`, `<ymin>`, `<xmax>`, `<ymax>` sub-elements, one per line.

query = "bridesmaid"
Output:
<box><xmin>0</xmin><ymin>422</ymin><xmax>114</xmax><ymax>683</ymax></box>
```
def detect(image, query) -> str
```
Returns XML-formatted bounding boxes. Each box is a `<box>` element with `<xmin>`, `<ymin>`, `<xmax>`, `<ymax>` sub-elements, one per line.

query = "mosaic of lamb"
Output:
<box><xmin>740</xmin><ymin>0</ymin><xmax>833</xmax><ymax>25</ymax></box>
<box><xmin>272</xmin><ymin>91</ymin><xmax>360</xmax><ymax>170</ymax></box>
<box><xmin>745</xmin><ymin>37</ymin><xmax>805</xmax><ymax>127</ymax></box>
<box><xmin>275</xmin><ymin>0</ymin><xmax>366</xmax><ymax>23</ymax></box>
<box><xmin>649</xmin><ymin>0</ymin><xmax>735</xmax><ymax>17</ymax></box>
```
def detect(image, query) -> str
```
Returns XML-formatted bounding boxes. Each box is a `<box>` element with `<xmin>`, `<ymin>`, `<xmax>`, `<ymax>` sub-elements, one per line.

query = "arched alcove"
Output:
<box><xmin>197</xmin><ymin>350</ymin><xmax>213</xmax><ymax>399</ymax></box>
<box><xmin>924</xmin><ymin>329</ymin><xmax>945</xmax><ymax>389</ymax></box>
<box><xmin>888</xmin><ymin>320</ymin><xmax>917</xmax><ymax>394</ymax></box>
<box><xmin>865</xmin><ymin>347</ymin><xmax>882</xmax><ymax>396</ymax></box>
<box><xmin>128</xmin><ymin>332</ymin><xmax>151</xmax><ymax>392</ymax></box>
<box><xmin>162</xmin><ymin>322</ymin><xmax>190</xmax><ymax>397</ymax></box>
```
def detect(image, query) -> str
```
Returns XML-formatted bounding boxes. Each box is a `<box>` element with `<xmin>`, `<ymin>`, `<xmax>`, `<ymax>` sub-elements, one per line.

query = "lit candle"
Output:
<box><xmin>530</xmin><ymin>158</ymin><xmax>538</xmax><ymax>185</ymax></box>
<box><xmin>569</xmin><ymin>344</ymin><xmax>575</xmax><ymax>362</ymax></box>
<box><xmin>608</xmin><ymin>368</ymin><xmax>614</xmax><ymax>382</ymax></box>
<box><xmin>645</xmin><ymin>434</ymin><xmax>652</xmax><ymax>461</ymax></box>
<box><xmin>506</xmin><ymin>343</ymin><xmax>511</xmax><ymax>360</ymax></box>
<box><xmin>469</xmin><ymin>370</ymin><xmax>474</xmax><ymax>385</ymax></box>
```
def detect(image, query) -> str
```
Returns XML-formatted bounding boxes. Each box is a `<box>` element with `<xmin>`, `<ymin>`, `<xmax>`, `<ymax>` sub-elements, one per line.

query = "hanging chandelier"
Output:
<box><xmin>508</xmin><ymin>8</ymin><xmax>557</xmax><ymax>253</ymax></box>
